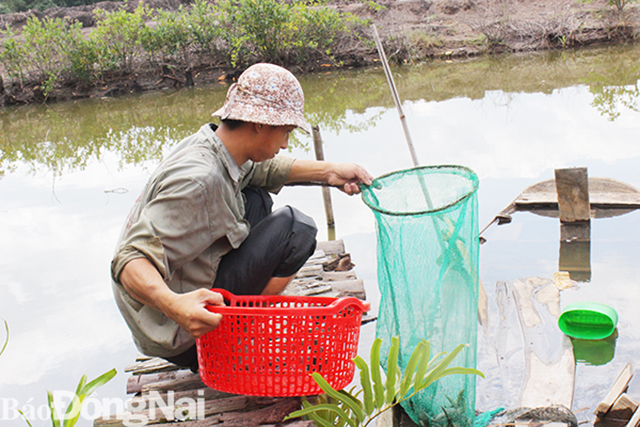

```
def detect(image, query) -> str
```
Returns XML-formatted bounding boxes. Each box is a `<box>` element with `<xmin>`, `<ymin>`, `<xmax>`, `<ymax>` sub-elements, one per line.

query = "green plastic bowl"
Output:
<box><xmin>558</xmin><ymin>302</ymin><xmax>618</xmax><ymax>340</ymax></box>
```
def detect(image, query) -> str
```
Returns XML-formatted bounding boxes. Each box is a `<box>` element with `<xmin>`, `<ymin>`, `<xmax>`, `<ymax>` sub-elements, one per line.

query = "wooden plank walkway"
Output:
<box><xmin>515</xmin><ymin>177</ymin><xmax>640</xmax><ymax>211</ymax></box>
<box><xmin>95</xmin><ymin>239</ymin><xmax>371</xmax><ymax>427</ymax></box>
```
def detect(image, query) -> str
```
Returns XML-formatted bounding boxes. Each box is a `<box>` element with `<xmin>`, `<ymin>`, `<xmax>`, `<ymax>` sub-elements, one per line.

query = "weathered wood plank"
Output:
<box><xmin>324</xmin><ymin>279</ymin><xmax>366</xmax><ymax>299</ymax></box>
<box><xmin>516</xmin><ymin>177</ymin><xmax>640</xmax><ymax>209</ymax></box>
<box><xmin>127</xmin><ymin>370</ymin><xmax>197</xmax><ymax>394</ymax></box>
<box><xmin>608</xmin><ymin>393</ymin><xmax>639</xmax><ymax>422</ymax></box>
<box><xmin>513</xmin><ymin>277</ymin><xmax>575</xmax><ymax>409</ymax></box>
<box><xmin>124</xmin><ymin>357</ymin><xmax>178</xmax><ymax>375</ymax></box>
<box><xmin>555</xmin><ymin>167</ymin><xmax>590</xmax><ymax>222</ymax></box>
<box><xmin>294</xmin><ymin>264</ymin><xmax>323</xmax><ymax>279</ymax></box>
<box><xmin>626</xmin><ymin>406</ymin><xmax>640</xmax><ymax>427</ymax></box>
<box><xmin>322</xmin><ymin>270</ymin><xmax>357</xmax><ymax>281</ymax></box>
<box><xmin>595</xmin><ymin>363</ymin><xmax>634</xmax><ymax>417</ymax></box>
<box><xmin>218</xmin><ymin>398</ymin><xmax>301</xmax><ymax>427</ymax></box>
<box><xmin>142</xmin><ymin>374</ymin><xmax>206</xmax><ymax>393</ymax></box>
<box><xmin>95</xmin><ymin>396</ymin><xmax>250</xmax><ymax>427</ymax></box>
<box><xmin>316</xmin><ymin>239</ymin><xmax>345</xmax><ymax>256</ymax></box>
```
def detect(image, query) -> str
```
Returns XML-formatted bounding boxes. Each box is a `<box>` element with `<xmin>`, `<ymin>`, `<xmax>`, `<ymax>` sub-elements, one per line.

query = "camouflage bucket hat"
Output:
<box><xmin>212</xmin><ymin>63</ymin><xmax>311</xmax><ymax>134</ymax></box>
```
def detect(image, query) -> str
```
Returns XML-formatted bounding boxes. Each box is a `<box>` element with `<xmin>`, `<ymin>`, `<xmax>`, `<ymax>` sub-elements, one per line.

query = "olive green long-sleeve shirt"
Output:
<box><xmin>111</xmin><ymin>123</ymin><xmax>294</xmax><ymax>357</ymax></box>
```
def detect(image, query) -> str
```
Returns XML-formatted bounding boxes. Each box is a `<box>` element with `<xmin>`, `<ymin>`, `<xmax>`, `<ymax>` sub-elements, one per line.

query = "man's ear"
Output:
<box><xmin>253</xmin><ymin>123</ymin><xmax>265</xmax><ymax>134</ymax></box>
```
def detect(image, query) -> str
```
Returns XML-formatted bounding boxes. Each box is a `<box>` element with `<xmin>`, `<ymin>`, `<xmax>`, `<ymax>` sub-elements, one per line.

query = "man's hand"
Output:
<box><xmin>162</xmin><ymin>288</ymin><xmax>225</xmax><ymax>338</ymax></box>
<box><xmin>325</xmin><ymin>162</ymin><xmax>373</xmax><ymax>195</ymax></box>
<box><xmin>287</xmin><ymin>159</ymin><xmax>373</xmax><ymax>195</ymax></box>
<box><xmin>119</xmin><ymin>258</ymin><xmax>225</xmax><ymax>339</ymax></box>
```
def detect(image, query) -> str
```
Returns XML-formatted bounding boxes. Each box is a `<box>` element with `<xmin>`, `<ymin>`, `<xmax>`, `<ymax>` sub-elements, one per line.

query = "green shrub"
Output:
<box><xmin>1</xmin><ymin>0</ymin><xmax>106</xmax><ymax>13</ymax></box>
<box><xmin>91</xmin><ymin>3</ymin><xmax>150</xmax><ymax>74</ymax></box>
<box><xmin>142</xmin><ymin>6</ymin><xmax>192</xmax><ymax>67</ymax></box>
<box><xmin>0</xmin><ymin>33</ymin><xmax>27</xmax><ymax>84</ymax></box>
<box><xmin>0</xmin><ymin>0</ymin><xmax>367</xmax><ymax>92</ymax></box>
<box><xmin>187</xmin><ymin>0</ymin><xmax>223</xmax><ymax>60</ymax></box>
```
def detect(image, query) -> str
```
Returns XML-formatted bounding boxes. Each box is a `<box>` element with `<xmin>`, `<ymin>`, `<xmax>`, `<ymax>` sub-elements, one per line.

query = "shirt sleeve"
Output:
<box><xmin>112</xmin><ymin>163</ymin><xmax>248</xmax><ymax>283</ymax></box>
<box><xmin>247</xmin><ymin>155</ymin><xmax>295</xmax><ymax>194</ymax></box>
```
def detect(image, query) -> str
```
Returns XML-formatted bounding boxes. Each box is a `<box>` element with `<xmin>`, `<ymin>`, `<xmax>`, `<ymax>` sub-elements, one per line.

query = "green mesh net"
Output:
<box><xmin>361</xmin><ymin>165</ymin><xmax>480</xmax><ymax>427</ymax></box>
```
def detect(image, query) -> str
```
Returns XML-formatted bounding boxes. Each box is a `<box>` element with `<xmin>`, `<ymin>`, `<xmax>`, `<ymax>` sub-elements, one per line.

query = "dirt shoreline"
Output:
<box><xmin>0</xmin><ymin>0</ymin><xmax>638</xmax><ymax>107</ymax></box>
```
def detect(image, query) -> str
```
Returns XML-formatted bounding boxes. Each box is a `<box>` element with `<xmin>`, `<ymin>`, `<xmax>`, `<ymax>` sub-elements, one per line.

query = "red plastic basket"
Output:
<box><xmin>196</xmin><ymin>288</ymin><xmax>370</xmax><ymax>397</ymax></box>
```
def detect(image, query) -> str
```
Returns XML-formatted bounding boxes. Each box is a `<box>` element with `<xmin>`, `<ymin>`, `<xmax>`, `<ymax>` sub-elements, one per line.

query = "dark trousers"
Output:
<box><xmin>166</xmin><ymin>187</ymin><xmax>317</xmax><ymax>371</ymax></box>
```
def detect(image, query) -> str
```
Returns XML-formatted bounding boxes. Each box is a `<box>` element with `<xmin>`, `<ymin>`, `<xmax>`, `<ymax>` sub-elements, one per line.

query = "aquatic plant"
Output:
<box><xmin>0</xmin><ymin>319</ymin><xmax>7</xmax><ymax>357</ymax></box>
<box><xmin>0</xmin><ymin>320</ymin><xmax>116</xmax><ymax>427</ymax></box>
<box><xmin>46</xmin><ymin>369</ymin><xmax>117</xmax><ymax>427</ymax></box>
<box><xmin>284</xmin><ymin>336</ymin><xmax>484</xmax><ymax>427</ymax></box>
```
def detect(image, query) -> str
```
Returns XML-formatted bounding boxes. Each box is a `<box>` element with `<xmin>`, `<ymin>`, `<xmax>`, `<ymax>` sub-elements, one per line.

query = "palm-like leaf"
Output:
<box><xmin>354</xmin><ymin>356</ymin><xmax>374</xmax><ymax>415</ymax></box>
<box><xmin>384</xmin><ymin>337</ymin><xmax>399</xmax><ymax>405</ymax></box>
<box><xmin>285</xmin><ymin>337</ymin><xmax>483</xmax><ymax>427</ymax></box>
<box><xmin>47</xmin><ymin>369</ymin><xmax>116</xmax><ymax>427</ymax></box>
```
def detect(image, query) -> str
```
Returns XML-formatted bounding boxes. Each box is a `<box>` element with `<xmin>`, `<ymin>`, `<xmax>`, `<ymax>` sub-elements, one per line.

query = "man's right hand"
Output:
<box><xmin>119</xmin><ymin>258</ymin><xmax>225</xmax><ymax>339</ymax></box>
<box><xmin>163</xmin><ymin>288</ymin><xmax>225</xmax><ymax>338</ymax></box>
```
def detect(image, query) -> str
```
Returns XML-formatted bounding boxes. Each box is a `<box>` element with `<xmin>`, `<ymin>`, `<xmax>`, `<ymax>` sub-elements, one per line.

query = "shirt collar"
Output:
<box><xmin>199</xmin><ymin>123</ymin><xmax>252</xmax><ymax>183</ymax></box>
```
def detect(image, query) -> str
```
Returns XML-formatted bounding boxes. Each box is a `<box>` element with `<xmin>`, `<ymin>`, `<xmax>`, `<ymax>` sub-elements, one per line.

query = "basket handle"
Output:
<box><xmin>205</xmin><ymin>288</ymin><xmax>370</xmax><ymax>315</ymax></box>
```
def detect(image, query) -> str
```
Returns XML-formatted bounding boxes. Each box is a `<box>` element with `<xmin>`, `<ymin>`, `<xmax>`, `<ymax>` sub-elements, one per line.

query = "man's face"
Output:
<box><xmin>252</xmin><ymin>125</ymin><xmax>295</xmax><ymax>162</ymax></box>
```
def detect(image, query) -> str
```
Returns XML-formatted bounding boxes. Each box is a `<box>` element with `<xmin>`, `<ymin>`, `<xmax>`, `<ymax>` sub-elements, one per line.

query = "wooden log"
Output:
<box><xmin>595</xmin><ymin>363</ymin><xmax>634</xmax><ymax>417</ymax></box>
<box><xmin>150</xmin><ymin>417</ymin><xmax>221</xmax><ymax>426</ymax></box>
<box><xmin>127</xmin><ymin>370</ymin><xmax>197</xmax><ymax>394</ymax></box>
<box><xmin>124</xmin><ymin>357</ymin><xmax>178</xmax><ymax>375</ymax></box>
<box><xmin>95</xmin><ymin>396</ymin><xmax>251</xmax><ymax>427</ymax></box>
<box><xmin>555</xmin><ymin>167</ymin><xmax>590</xmax><ymax>222</ymax></box>
<box><xmin>312</xmin><ymin>126</ymin><xmax>335</xmax><ymax>228</ymax></box>
<box><xmin>132</xmin><ymin>387</ymin><xmax>232</xmax><ymax>404</ymax></box>
<box><xmin>147</xmin><ymin>417</ymin><xmax>221</xmax><ymax>426</ymax></box>
<box><xmin>218</xmin><ymin>398</ymin><xmax>301</xmax><ymax>426</ymax></box>
<box><xmin>142</xmin><ymin>375</ymin><xmax>206</xmax><ymax>393</ymax></box>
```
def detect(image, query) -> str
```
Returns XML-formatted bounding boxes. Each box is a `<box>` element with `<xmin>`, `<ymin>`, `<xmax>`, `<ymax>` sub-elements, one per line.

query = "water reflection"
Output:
<box><xmin>559</xmin><ymin>223</ymin><xmax>592</xmax><ymax>282</ymax></box>
<box><xmin>591</xmin><ymin>83</ymin><xmax>640</xmax><ymax>121</ymax></box>
<box><xmin>1</xmin><ymin>45</ymin><xmax>640</xmax><ymax>426</ymax></box>
<box><xmin>572</xmin><ymin>331</ymin><xmax>619</xmax><ymax>366</ymax></box>
<box><xmin>1</xmin><ymin>45</ymin><xmax>639</xmax><ymax>178</ymax></box>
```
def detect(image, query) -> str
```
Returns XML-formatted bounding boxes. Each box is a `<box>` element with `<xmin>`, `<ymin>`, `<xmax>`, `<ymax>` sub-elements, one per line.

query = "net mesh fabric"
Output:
<box><xmin>362</xmin><ymin>165</ymin><xmax>480</xmax><ymax>426</ymax></box>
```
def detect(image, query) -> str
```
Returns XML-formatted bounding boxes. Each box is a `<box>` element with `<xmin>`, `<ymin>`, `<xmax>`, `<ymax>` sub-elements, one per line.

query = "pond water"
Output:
<box><xmin>1</xmin><ymin>44</ymin><xmax>639</xmax><ymax>426</ymax></box>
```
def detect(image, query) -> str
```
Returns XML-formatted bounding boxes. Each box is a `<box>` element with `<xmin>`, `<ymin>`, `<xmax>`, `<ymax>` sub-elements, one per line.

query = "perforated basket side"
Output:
<box><xmin>196</xmin><ymin>298</ymin><xmax>365</xmax><ymax>396</ymax></box>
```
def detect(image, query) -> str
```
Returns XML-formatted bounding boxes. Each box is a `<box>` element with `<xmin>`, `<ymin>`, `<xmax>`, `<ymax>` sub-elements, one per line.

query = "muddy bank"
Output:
<box><xmin>0</xmin><ymin>0</ymin><xmax>638</xmax><ymax>107</ymax></box>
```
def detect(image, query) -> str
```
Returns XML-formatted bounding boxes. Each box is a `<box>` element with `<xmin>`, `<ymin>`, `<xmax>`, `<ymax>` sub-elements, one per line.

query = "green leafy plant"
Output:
<box><xmin>0</xmin><ymin>319</ymin><xmax>116</xmax><ymax>427</ymax></box>
<box><xmin>47</xmin><ymin>369</ymin><xmax>117</xmax><ymax>427</ymax></box>
<box><xmin>285</xmin><ymin>337</ymin><xmax>484</xmax><ymax>427</ymax></box>
<box><xmin>92</xmin><ymin>3</ymin><xmax>150</xmax><ymax>74</ymax></box>
<box><xmin>0</xmin><ymin>319</ymin><xmax>8</xmax><ymax>357</ymax></box>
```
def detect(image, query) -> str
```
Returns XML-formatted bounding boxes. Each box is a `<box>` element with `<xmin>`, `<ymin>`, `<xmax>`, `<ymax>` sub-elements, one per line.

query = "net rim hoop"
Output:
<box><xmin>361</xmin><ymin>164</ymin><xmax>479</xmax><ymax>217</ymax></box>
